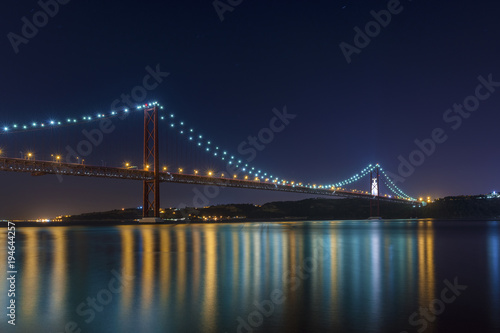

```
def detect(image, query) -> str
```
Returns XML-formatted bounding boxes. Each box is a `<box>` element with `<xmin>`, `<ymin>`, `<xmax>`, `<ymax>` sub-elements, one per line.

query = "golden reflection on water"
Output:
<box><xmin>176</xmin><ymin>227</ymin><xmax>187</xmax><ymax>308</ymax></box>
<box><xmin>21</xmin><ymin>229</ymin><xmax>39</xmax><ymax>320</ymax></box>
<box><xmin>49</xmin><ymin>227</ymin><xmax>67</xmax><ymax>319</ymax></box>
<box><xmin>140</xmin><ymin>228</ymin><xmax>155</xmax><ymax>315</ymax></box>
<box><xmin>192</xmin><ymin>227</ymin><xmax>201</xmax><ymax>298</ymax></box>
<box><xmin>418</xmin><ymin>221</ymin><xmax>435</xmax><ymax>308</ymax></box>
<box><xmin>159</xmin><ymin>227</ymin><xmax>171</xmax><ymax>309</ymax></box>
<box><xmin>119</xmin><ymin>226</ymin><xmax>135</xmax><ymax>316</ymax></box>
<box><xmin>202</xmin><ymin>226</ymin><xmax>217</xmax><ymax>331</ymax></box>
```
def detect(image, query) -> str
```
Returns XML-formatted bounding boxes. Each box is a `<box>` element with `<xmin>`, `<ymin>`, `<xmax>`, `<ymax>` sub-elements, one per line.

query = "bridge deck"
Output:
<box><xmin>0</xmin><ymin>158</ymin><xmax>416</xmax><ymax>204</ymax></box>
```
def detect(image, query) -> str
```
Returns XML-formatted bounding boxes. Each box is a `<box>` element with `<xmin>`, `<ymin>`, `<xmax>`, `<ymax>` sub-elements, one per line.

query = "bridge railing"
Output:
<box><xmin>0</xmin><ymin>157</ymin><xmax>417</xmax><ymax>204</ymax></box>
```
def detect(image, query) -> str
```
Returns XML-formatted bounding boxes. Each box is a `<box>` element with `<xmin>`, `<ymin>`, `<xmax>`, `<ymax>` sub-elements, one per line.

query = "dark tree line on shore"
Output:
<box><xmin>63</xmin><ymin>197</ymin><xmax>500</xmax><ymax>221</ymax></box>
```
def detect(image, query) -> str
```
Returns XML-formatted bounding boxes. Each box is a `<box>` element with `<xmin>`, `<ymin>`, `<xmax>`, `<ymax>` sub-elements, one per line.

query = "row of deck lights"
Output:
<box><xmin>0</xmin><ymin>149</ymin><xmax>89</xmax><ymax>165</ymax></box>
<box><xmin>129</xmin><ymin>162</ymin><xmax>409</xmax><ymax>197</ymax></box>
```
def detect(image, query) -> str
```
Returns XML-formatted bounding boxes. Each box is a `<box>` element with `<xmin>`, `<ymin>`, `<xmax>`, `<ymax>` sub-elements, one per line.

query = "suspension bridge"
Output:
<box><xmin>0</xmin><ymin>102</ymin><xmax>418</xmax><ymax>220</ymax></box>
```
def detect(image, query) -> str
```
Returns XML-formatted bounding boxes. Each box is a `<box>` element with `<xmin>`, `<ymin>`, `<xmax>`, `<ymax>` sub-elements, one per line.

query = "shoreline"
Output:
<box><xmin>1</xmin><ymin>217</ymin><xmax>499</xmax><ymax>227</ymax></box>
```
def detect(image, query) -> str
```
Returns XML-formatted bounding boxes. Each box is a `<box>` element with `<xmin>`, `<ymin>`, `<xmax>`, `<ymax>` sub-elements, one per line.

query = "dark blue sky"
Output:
<box><xmin>1</xmin><ymin>0</ymin><xmax>499</xmax><ymax>219</ymax></box>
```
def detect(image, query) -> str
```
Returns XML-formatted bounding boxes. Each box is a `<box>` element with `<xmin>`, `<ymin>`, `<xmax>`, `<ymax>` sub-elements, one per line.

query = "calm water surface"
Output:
<box><xmin>1</xmin><ymin>220</ymin><xmax>499</xmax><ymax>333</ymax></box>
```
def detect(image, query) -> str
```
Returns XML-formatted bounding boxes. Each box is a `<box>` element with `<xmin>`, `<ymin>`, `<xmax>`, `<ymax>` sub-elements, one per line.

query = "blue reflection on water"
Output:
<box><xmin>488</xmin><ymin>221</ymin><xmax>500</xmax><ymax>327</ymax></box>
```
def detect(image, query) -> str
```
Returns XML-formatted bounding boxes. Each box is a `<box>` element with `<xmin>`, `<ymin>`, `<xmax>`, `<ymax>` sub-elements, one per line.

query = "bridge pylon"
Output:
<box><xmin>142</xmin><ymin>104</ymin><xmax>160</xmax><ymax>218</ymax></box>
<box><xmin>370</xmin><ymin>165</ymin><xmax>380</xmax><ymax>217</ymax></box>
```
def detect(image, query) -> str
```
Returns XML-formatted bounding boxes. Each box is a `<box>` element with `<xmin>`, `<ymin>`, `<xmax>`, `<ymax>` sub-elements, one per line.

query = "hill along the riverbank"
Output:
<box><xmin>58</xmin><ymin>196</ymin><xmax>500</xmax><ymax>222</ymax></box>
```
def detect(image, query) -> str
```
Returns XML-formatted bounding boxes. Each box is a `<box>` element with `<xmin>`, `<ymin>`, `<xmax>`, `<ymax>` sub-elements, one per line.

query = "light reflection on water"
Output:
<box><xmin>488</xmin><ymin>221</ymin><xmax>500</xmax><ymax>328</ymax></box>
<box><xmin>0</xmin><ymin>220</ymin><xmax>499</xmax><ymax>333</ymax></box>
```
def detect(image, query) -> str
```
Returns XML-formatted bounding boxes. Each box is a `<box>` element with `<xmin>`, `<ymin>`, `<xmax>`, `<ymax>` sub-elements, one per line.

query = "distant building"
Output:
<box><xmin>487</xmin><ymin>191</ymin><xmax>500</xmax><ymax>199</ymax></box>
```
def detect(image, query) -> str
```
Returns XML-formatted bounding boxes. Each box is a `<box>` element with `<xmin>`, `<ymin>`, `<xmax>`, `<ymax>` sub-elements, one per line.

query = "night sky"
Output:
<box><xmin>1</xmin><ymin>0</ymin><xmax>499</xmax><ymax>219</ymax></box>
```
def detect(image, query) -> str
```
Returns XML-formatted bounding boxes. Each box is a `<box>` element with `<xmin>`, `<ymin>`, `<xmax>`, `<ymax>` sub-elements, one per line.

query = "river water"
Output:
<box><xmin>1</xmin><ymin>220</ymin><xmax>499</xmax><ymax>333</ymax></box>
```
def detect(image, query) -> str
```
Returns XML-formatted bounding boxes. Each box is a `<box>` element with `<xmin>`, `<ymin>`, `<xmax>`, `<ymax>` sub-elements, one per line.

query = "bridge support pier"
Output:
<box><xmin>141</xmin><ymin>104</ymin><xmax>162</xmax><ymax>222</ymax></box>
